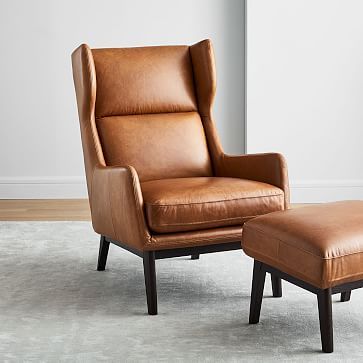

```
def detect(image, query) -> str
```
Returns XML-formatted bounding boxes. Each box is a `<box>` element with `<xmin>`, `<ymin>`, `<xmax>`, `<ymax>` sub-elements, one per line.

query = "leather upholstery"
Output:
<box><xmin>142</xmin><ymin>177</ymin><xmax>284</xmax><ymax>233</ymax></box>
<box><xmin>216</xmin><ymin>153</ymin><xmax>290</xmax><ymax>209</ymax></box>
<box><xmin>92</xmin><ymin>46</ymin><xmax>197</xmax><ymax>117</ymax></box>
<box><xmin>71</xmin><ymin>44</ymin><xmax>106</xmax><ymax>197</ymax></box>
<box><xmin>72</xmin><ymin>39</ymin><xmax>290</xmax><ymax>252</ymax></box>
<box><xmin>147</xmin><ymin>226</ymin><xmax>242</xmax><ymax>251</ymax></box>
<box><xmin>97</xmin><ymin>112</ymin><xmax>212</xmax><ymax>181</ymax></box>
<box><xmin>190</xmin><ymin>40</ymin><xmax>290</xmax><ymax>207</ymax></box>
<box><xmin>91</xmin><ymin>165</ymin><xmax>151</xmax><ymax>250</ymax></box>
<box><xmin>242</xmin><ymin>201</ymin><xmax>363</xmax><ymax>289</ymax></box>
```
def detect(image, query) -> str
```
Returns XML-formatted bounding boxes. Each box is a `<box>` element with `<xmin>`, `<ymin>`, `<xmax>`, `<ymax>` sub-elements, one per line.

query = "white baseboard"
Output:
<box><xmin>290</xmin><ymin>180</ymin><xmax>363</xmax><ymax>203</ymax></box>
<box><xmin>0</xmin><ymin>177</ymin><xmax>87</xmax><ymax>199</ymax></box>
<box><xmin>1</xmin><ymin>177</ymin><xmax>363</xmax><ymax>202</ymax></box>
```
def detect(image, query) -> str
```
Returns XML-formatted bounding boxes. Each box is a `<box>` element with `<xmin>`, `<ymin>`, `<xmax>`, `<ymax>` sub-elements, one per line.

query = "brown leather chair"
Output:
<box><xmin>72</xmin><ymin>39</ymin><xmax>289</xmax><ymax>315</ymax></box>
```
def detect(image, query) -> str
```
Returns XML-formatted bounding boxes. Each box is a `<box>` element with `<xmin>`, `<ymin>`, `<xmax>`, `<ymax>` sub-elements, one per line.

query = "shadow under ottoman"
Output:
<box><xmin>241</xmin><ymin>201</ymin><xmax>363</xmax><ymax>353</ymax></box>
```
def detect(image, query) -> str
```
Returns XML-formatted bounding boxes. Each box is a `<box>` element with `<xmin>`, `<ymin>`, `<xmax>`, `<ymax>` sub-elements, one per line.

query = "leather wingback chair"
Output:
<box><xmin>72</xmin><ymin>39</ymin><xmax>289</xmax><ymax>315</ymax></box>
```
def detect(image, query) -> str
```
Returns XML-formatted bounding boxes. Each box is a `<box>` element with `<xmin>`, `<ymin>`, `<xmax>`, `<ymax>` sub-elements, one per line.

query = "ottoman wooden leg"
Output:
<box><xmin>249</xmin><ymin>260</ymin><xmax>266</xmax><ymax>324</ymax></box>
<box><xmin>317</xmin><ymin>288</ymin><xmax>333</xmax><ymax>353</ymax></box>
<box><xmin>340</xmin><ymin>291</ymin><xmax>351</xmax><ymax>302</ymax></box>
<box><xmin>271</xmin><ymin>274</ymin><xmax>282</xmax><ymax>297</ymax></box>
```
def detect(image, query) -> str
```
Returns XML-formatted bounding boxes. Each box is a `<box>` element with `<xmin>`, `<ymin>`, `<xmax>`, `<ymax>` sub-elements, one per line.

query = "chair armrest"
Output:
<box><xmin>217</xmin><ymin>153</ymin><xmax>290</xmax><ymax>209</ymax></box>
<box><xmin>90</xmin><ymin>165</ymin><xmax>151</xmax><ymax>251</ymax></box>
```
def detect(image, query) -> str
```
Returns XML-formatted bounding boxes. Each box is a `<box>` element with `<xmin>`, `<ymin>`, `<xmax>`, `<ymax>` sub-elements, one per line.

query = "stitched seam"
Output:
<box><xmin>107</xmin><ymin>172</ymin><xmax>117</xmax><ymax>240</ymax></box>
<box><xmin>330</xmin><ymin>271</ymin><xmax>363</xmax><ymax>284</ymax></box>
<box><xmin>204</xmin><ymin>42</ymin><xmax>213</xmax><ymax>117</ymax></box>
<box><xmin>153</xmin><ymin>216</ymin><xmax>253</xmax><ymax>227</ymax></box>
<box><xmin>243</xmin><ymin>245</ymin><xmax>363</xmax><ymax>288</ymax></box>
<box><xmin>128</xmin><ymin>167</ymin><xmax>152</xmax><ymax>244</ymax></box>
<box><xmin>189</xmin><ymin>47</ymin><xmax>202</xmax><ymax>117</ymax></box>
<box><xmin>146</xmin><ymin>193</ymin><xmax>284</xmax><ymax>207</ymax></box>
<box><xmin>244</xmin><ymin>226</ymin><xmax>329</xmax><ymax>260</ymax></box>
<box><xmin>96</xmin><ymin>110</ymin><xmax>198</xmax><ymax>119</ymax></box>
<box><xmin>89</xmin><ymin>166</ymin><xmax>96</xmax><ymax>212</ymax></box>
<box><xmin>242</xmin><ymin>246</ymin><xmax>320</xmax><ymax>287</ymax></box>
<box><xmin>148</xmin><ymin>233</ymin><xmax>242</xmax><ymax>245</ymax></box>
<box><xmin>245</xmin><ymin>225</ymin><xmax>363</xmax><ymax>260</ymax></box>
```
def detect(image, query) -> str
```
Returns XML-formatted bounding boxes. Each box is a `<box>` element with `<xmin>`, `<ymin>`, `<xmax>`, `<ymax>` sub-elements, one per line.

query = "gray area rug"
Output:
<box><xmin>1</xmin><ymin>222</ymin><xmax>363</xmax><ymax>362</ymax></box>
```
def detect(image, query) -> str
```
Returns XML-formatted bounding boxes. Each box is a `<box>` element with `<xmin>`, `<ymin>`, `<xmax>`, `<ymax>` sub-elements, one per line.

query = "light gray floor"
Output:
<box><xmin>1</xmin><ymin>222</ymin><xmax>363</xmax><ymax>362</ymax></box>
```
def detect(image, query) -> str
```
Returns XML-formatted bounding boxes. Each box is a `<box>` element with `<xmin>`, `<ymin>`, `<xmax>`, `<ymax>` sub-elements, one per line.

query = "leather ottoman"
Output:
<box><xmin>241</xmin><ymin>201</ymin><xmax>363</xmax><ymax>353</ymax></box>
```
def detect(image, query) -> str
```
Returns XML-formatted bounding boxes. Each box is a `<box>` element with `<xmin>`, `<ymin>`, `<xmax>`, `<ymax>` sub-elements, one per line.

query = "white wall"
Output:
<box><xmin>0</xmin><ymin>0</ymin><xmax>245</xmax><ymax>198</ymax></box>
<box><xmin>246</xmin><ymin>0</ymin><xmax>363</xmax><ymax>203</ymax></box>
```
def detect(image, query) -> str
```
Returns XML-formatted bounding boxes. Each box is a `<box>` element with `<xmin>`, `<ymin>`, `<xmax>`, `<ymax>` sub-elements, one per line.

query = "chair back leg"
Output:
<box><xmin>340</xmin><ymin>291</ymin><xmax>351</xmax><ymax>302</ymax></box>
<box><xmin>271</xmin><ymin>274</ymin><xmax>282</xmax><ymax>297</ymax></box>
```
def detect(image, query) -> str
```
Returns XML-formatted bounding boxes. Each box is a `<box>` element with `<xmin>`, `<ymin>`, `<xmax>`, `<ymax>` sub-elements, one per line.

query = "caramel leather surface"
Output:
<box><xmin>242</xmin><ymin>201</ymin><xmax>363</xmax><ymax>289</ymax></box>
<box><xmin>72</xmin><ymin>44</ymin><xmax>105</xmax><ymax>196</ymax></box>
<box><xmin>72</xmin><ymin>45</ymin><xmax>151</xmax><ymax>250</ymax></box>
<box><xmin>190</xmin><ymin>40</ymin><xmax>222</xmax><ymax>170</ymax></box>
<box><xmin>142</xmin><ymin>177</ymin><xmax>284</xmax><ymax>233</ymax></box>
<box><xmin>216</xmin><ymin>153</ymin><xmax>290</xmax><ymax>209</ymax></box>
<box><xmin>92</xmin><ymin>46</ymin><xmax>197</xmax><ymax>118</ymax></box>
<box><xmin>72</xmin><ymin>40</ymin><xmax>290</xmax><ymax>252</ymax></box>
<box><xmin>190</xmin><ymin>40</ymin><xmax>290</xmax><ymax>208</ymax></box>
<box><xmin>97</xmin><ymin>112</ymin><xmax>212</xmax><ymax>181</ymax></box>
<box><xmin>147</xmin><ymin>226</ymin><xmax>242</xmax><ymax>251</ymax></box>
<box><xmin>91</xmin><ymin>165</ymin><xmax>151</xmax><ymax>250</ymax></box>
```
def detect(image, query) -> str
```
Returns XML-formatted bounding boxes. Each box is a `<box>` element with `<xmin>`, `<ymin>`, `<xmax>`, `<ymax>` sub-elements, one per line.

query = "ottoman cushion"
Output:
<box><xmin>242</xmin><ymin>201</ymin><xmax>363</xmax><ymax>289</ymax></box>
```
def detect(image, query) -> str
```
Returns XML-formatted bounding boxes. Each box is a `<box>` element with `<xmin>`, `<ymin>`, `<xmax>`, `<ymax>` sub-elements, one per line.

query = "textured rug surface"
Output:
<box><xmin>1</xmin><ymin>222</ymin><xmax>363</xmax><ymax>362</ymax></box>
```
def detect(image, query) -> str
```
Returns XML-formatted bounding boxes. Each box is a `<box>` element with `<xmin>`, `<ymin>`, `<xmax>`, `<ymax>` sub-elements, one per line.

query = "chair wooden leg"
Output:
<box><xmin>271</xmin><ymin>274</ymin><xmax>282</xmax><ymax>297</ymax></box>
<box><xmin>143</xmin><ymin>251</ymin><xmax>157</xmax><ymax>315</ymax></box>
<box><xmin>317</xmin><ymin>288</ymin><xmax>333</xmax><ymax>353</ymax></box>
<box><xmin>249</xmin><ymin>260</ymin><xmax>266</xmax><ymax>324</ymax></box>
<box><xmin>340</xmin><ymin>291</ymin><xmax>351</xmax><ymax>302</ymax></box>
<box><xmin>191</xmin><ymin>254</ymin><xmax>200</xmax><ymax>260</ymax></box>
<box><xmin>97</xmin><ymin>236</ymin><xmax>110</xmax><ymax>271</ymax></box>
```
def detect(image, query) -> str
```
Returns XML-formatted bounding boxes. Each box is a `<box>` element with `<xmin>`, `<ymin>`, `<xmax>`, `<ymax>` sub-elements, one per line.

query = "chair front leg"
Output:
<box><xmin>97</xmin><ymin>235</ymin><xmax>110</xmax><ymax>271</ymax></box>
<box><xmin>143</xmin><ymin>251</ymin><xmax>158</xmax><ymax>315</ymax></box>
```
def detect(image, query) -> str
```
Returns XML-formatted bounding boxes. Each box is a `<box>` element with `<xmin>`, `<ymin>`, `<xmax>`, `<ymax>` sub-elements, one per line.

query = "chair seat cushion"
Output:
<box><xmin>141</xmin><ymin>177</ymin><xmax>284</xmax><ymax>233</ymax></box>
<box><xmin>242</xmin><ymin>201</ymin><xmax>363</xmax><ymax>289</ymax></box>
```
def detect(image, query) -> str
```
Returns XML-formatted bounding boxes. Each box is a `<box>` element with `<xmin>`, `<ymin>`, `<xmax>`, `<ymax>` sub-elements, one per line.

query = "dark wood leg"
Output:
<box><xmin>191</xmin><ymin>254</ymin><xmax>200</xmax><ymax>260</ymax></box>
<box><xmin>97</xmin><ymin>235</ymin><xmax>110</xmax><ymax>271</ymax></box>
<box><xmin>271</xmin><ymin>274</ymin><xmax>282</xmax><ymax>297</ymax></box>
<box><xmin>143</xmin><ymin>251</ymin><xmax>157</xmax><ymax>315</ymax></box>
<box><xmin>249</xmin><ymin>260</ymin><xmax>266</xmax><ymax>324</ymax></box>
<box><xmin>317</xmin><ymin>288</ymin><xmax>333</xmax><ymax>353</ymax></box>
<box><xmin>340</xmin><ymin>291</ymin><xmax>351</xmax><ymax>302</ymax></box>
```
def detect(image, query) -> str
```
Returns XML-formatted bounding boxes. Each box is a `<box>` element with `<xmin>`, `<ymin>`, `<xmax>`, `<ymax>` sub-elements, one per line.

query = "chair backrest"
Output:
<box><xmin>72</xmin><ymin>40</ymin><xmax>223</xmax><ymax>186</ymax></box>
<box><xmin>94</xmin><ymin>44</ymin><xmax>214</xmax><ymax>182</ymax></box>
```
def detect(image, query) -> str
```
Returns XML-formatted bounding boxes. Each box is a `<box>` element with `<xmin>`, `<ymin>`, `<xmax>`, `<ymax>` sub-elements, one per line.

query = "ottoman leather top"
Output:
<box><xmin>242</xmin><ymin>201</ymin><xmax>363</xmax><ymax>289</ymax></box>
